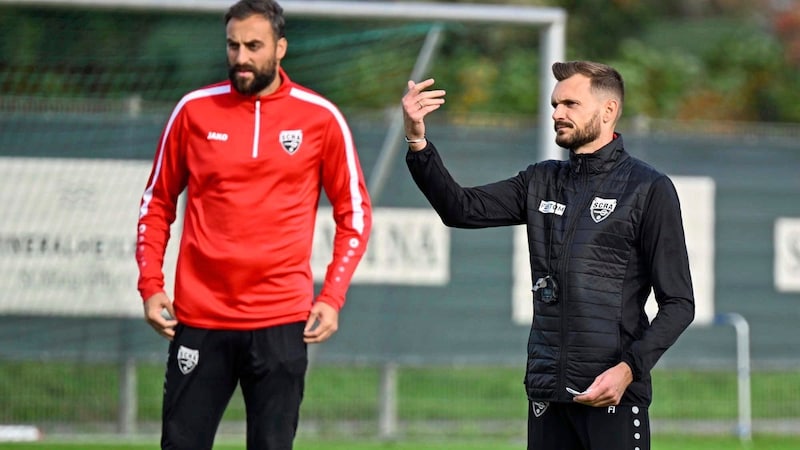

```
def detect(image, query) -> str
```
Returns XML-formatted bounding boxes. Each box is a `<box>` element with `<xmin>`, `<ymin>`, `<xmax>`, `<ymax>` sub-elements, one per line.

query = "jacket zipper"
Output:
<box><xmin>251</xmin><ymin>98</ymin><xmax>261</xmax><ymax>158</ymax></box>
<box><xmin>557</xmin><ymin>157</ymin><xmax>589</xmax><ymax>394</ymax></box>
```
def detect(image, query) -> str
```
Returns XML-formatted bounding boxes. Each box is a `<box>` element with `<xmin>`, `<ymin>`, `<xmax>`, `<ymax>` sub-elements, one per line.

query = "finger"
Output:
<box><xmin>304</xmin><ymin>327</ymin><xmax>324</xmax><ymax>343</ymax></box>
<box><xmin>422</xmin><ymin>99</ymin><xmax>446</xmax><ymax>110</ymax></box>
<box><xmin>161</xmin><ymin>326</ymin><xmax>176</xmax><ymax>340</ymax></box>
<box><xmin>304</xmin><ymin>326</ymin><xmax>325</xmax><ymax>343</ymax></box>
<box><xmin>165</xmin><ymin>302</ymin><xmax>176</xmax><ymax>320</ymax></box>
<box><xmin>572</xmin><ymin>385</ymin><xmax>600</xmax><ymax>404</ymax></box>
<box><xmin>305</xmin><ymin>324</ymin><xmax>333</xmax><ymax>343</ymax></box>
<box><xmin>304</xmin><ymin>312</ymin><xmax>318</xmax><ymax>334</ymax></box>
<box><xmin>304</xmin><ymin>316</ymin><xmax>336</xmax><ymax>342</ymax></box>
<box><xmin>149</xmin><ymin>320</ymin><xmax>176</xmax><ymax>340</ymax></box>
<box><xmin>584</xmin><ymin>387</ymin><xmax>616</xmax><ymax>406</ymax></box>
<box><xmin>148</xmin><ymin>311</ymin><xmax>177</xmax><ymax>328</ymax></box>
<box><xmin>408</xmin><ymin>78</ymin><xmax>435</xmax><ymax>93</ymax></box>
<box><xmin>417</xmin><ymin>92</ymin><xmax>447</xmax><ymax>105</ymax></box>
<box><xmin>304</xmin><ymin>315</ymin><xmax>327</xmax><ymax>336</ymax></box>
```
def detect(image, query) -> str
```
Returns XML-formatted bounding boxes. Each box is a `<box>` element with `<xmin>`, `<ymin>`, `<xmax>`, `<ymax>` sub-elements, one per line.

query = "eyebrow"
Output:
<box><xmin>551</xmin><ymin>97</ymin><xmax>579</xmax><ymax>107</ymax></box>
<box><xmin>226</xmin><ymin>38</ymin><xmax>264</xmax><ymax>46</ymax></box>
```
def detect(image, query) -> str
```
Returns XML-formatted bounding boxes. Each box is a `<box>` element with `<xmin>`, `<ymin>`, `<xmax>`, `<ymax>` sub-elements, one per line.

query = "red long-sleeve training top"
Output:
<box><xmin>136</xmin><ymin>69</ymin><xmax>372</xmax><ymax>330</ymax></box>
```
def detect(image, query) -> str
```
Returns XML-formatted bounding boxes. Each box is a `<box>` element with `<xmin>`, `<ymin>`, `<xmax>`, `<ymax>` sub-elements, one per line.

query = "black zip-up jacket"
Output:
<box><xmin>406</xmin><ymin>134</ymin><xmax>695</xmax><ymax>406</ymax></box>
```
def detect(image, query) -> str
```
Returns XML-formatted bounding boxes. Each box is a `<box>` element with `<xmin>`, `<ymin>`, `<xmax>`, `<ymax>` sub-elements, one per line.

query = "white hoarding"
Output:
<box><xmin>312</xmin><ymin>207</ymin><xmax>450</xmax><ymax>285</ymax></box>
<box><xmin>774</xmin><ymin>217</ymin><xmax>800</xmax><ymax>292</ymax></box>
<box><xmin>0</xmin><ymin>157</ymin><xmax>179</xmax><ymax>316</ymax></box>
<box><xmin>0</xmin><ymin>157</ymin><xmax>450</xmax><ymax>316</ymax></box>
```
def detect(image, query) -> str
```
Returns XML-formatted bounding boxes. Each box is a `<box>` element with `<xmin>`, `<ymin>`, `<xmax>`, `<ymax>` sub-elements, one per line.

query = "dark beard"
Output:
<box><xmin>228</xmin><ymin>62</ymin><xmax>277</xmax><ymax>96</ymax></box>
<box><xmin>555</xmin><ymin>112</ymin><xmax>601</xmax><ymax>151</ymax></box>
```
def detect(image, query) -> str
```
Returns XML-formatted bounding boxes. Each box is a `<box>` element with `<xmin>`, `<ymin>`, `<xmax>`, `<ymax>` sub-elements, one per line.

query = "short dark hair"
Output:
<box><xmin>225</xmin><ymin>0</ymin><xmax>286</xmax><ymax>39</ymax></box>
<box><xmin>552</xmin><ymin>61</ymin><xmax>624</xmax><ymax>106</ymax></box>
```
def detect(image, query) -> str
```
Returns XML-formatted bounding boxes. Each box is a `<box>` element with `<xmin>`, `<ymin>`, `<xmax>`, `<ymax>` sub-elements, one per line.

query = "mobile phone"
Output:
<box><xmin>566</xmin><ymin>387</ymin><xmax>589</xmax><ymax>396</ymax></box>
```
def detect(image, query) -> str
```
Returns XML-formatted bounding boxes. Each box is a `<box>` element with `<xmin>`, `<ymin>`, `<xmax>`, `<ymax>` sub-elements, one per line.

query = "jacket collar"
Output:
<box><xmin>567</xmin><ymin>133</ymin><xmax>626</xmax><ymax>175</ymax></box>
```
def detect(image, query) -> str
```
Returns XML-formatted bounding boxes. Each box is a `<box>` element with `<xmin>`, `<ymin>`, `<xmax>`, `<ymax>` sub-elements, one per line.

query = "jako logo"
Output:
<box><xmin>207</xmin><ymin>131</ymin><xmax>229</xmax><ymax>141</ymax></box>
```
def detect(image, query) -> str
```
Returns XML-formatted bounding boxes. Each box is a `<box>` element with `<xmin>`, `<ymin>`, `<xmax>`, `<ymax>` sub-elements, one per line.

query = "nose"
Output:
<box><xmin>551</xmin><ymin>104</ymin><xmax>564</xmax><ymax>121</ymax></box>
<box><xmin>234</xmin><ymin>48</ymin><xmax>250</xmax><ymax>65</ymax></box>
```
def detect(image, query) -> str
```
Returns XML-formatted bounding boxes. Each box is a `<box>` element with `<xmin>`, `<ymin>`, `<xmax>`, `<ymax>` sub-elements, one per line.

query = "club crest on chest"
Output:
<box><xmin>279</xmin><ymin>130</ymin><xmax>303</xmax><ymax>155</ymax></box>
<box><xmin>590</xmin><ymin>197</ymin><xmax>617</xmax><ymax>223</ymax></box>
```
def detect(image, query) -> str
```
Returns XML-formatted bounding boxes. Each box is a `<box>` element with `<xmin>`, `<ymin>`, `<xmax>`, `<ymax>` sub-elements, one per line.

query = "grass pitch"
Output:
<box><xmin>1</xmin><ymin>435</ymin><xmax>800</xmax><ymax>450</ymax></box>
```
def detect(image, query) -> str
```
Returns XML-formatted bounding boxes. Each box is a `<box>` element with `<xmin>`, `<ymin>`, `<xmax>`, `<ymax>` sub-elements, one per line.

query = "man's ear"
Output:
<box><xmin>603</xmin><ymin>98</ymin><xmax>619</xmax><ymax>123</ymax></box>
<box><xmin>276</xmin><ymin>37</ymin><xmax>288</xmax><ymax>61</ymax></box>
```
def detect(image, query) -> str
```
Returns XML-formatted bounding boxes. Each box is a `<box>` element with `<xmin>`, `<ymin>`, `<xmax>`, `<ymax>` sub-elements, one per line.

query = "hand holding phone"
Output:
<box><xmin>566</xmin><ymin>387</ymin><xmax>590</xmax><ymax>396</ymax></box>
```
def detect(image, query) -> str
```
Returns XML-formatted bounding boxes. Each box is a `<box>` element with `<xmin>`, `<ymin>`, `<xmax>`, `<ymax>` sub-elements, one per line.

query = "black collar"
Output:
<box><xmin>568</xmin><ymin>133</ymin><xmax>626</xmax><ymax>175</ymax></box>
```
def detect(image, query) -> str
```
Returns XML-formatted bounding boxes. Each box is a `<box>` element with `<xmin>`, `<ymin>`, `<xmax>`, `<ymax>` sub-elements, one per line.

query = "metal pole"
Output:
<box><xmin>0</xmin><ymin>0</ymin><xmax>567</xmax><ymax>24</ymax></box>
<box><xmin>538</xmin><ymin>18</ymin><xmax>566</xmax><ymax>162</ymax></box>
<box><xmin>367</xmin><ymin>26</ymin><xmax>443</xmax><ymax>440</ymax></box>
<box><xmin>118</xmin><ymin>356</ymin><xmax>137</xmax><ymax>435</ymax></box>
<box><xmin>377</xmin><ymin>361</ymin><xmax>399</xmax><ymax>439</ymax></box>
<box><xmin>714</xmin><ymin>312</ymin><xmax>752</xmax><ymax>441</ymax></box>
<box><xmin>119</xmin><ymin>89</ymin><xmax>139</xmax><ymax>432</ymax></box>
<box><xmin>368</xmin><ymin>24</ymin><xmax>444</xmax><ymax>204</ymax></box>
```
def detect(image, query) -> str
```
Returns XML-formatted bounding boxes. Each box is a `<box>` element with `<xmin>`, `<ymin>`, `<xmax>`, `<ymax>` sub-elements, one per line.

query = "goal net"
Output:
<box><xmin>0</xmin><ymin>0</ymin><xmax>564</xmax><ymax>317</ymax></box>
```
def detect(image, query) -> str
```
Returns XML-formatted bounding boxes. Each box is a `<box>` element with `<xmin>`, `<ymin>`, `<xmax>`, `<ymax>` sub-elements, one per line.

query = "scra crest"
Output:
<box><xmin>177</xmin><ymin>345</ymin><xmax>199</xmax><ymax>375</ymax></box>
<box><xmin>590</xmin><ymin>197</ymin><xmax>617</xmax><ymax>223</ymax></box>
<box><xmin>279</xmin><ymin>129</ymin><xmax>303</xmax><ymax>155</ymax></box>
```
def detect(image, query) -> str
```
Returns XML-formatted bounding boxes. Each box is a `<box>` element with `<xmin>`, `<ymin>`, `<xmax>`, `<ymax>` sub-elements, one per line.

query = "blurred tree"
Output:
<box><xmin>549</xmin><ymin>0</ymin><xmax>673</xmax><ymax>60</ymax></box>
<box><xmin>137</xmin><ymin>15</ymin><xmax>226</xmax><ymax>100</ymax></box>
<box><xmin>609</xmin><ymin>40</ymin><xmax>703</xmax><ymax>120</ymax></box>
<box><xmin>609</xmin><ymin>16</ymin><xmax>787</xmax><ymax>122</ymax></box>
<box><xmin>431</xmin><ymin>22</ymin><xmax>541</xmax><ymax>117</ymax></box>
<box><xmin>1</xmin><ymin>1</ymin><xmax>798</xmax><ymax>123</ymax></box>
<box><xmin>772</xmin><ymin>0</ymin><xmax>800</xmax><ymax>66</ymax></box>
<box><xmin>548</xmin><ymin>0</ymin><xmax>797</xmax><ymax>122</ymax></box>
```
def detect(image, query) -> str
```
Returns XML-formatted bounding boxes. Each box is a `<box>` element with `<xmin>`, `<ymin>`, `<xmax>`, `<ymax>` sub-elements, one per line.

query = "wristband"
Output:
<box><xmin>404</xmin><ymin>136</ymin><xmax>426</xmax><ymax>144</ymax></box>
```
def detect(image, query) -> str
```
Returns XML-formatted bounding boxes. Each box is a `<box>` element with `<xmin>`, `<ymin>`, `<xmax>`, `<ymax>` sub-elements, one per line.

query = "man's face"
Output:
<box><xmin>226</xmin><ymin>15</ymin><xmax>287</xmax><ymax>96</ymax></box>
<box><xmin>550</xmin><ymin>74</ymin><xmax>605</xmax><ymax>154</ymax></box>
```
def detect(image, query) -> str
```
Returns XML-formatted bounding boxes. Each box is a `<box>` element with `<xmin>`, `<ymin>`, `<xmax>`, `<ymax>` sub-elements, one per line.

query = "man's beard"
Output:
<box><xmin>554</xmin><ymin>112</ymin><xmax>601</xmax><ymax>151</ymax></box>
<box><xmin>228</xmin><ymin>60</ymin><xmax>278</xmax><ymax>96</ymax></box>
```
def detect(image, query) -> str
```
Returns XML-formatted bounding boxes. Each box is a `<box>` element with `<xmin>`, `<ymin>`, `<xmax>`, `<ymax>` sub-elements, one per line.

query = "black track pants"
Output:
<box><xmin>161</xmin><ymin>322</ymin><xmax>307</xmax><ymax>450</ymax></box>
<box><xmin>528</xmin><ymin>400</ymin><xmax>650</xmax><ymax>450</ymax></box>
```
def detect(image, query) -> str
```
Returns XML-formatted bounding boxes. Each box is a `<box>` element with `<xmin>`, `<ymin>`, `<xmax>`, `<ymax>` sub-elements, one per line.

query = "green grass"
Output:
<box><xmin>2</xmin><ymin>362</ymin><xmax>800</xmax><ymax>422</ymax></box>
<box><xmin>651</xmin><ymin>369</ymin><xmax>800</xmax><ymax>419</ymax></box>
<box><xmin>1</xmin><ymin>360</ymin><xmax>799</xmax><ymax>444</ymax></box>
<box><xmin>1</xmin><ymin>435</ymin><xmax>800</xmax><ymax>450</ymax></box>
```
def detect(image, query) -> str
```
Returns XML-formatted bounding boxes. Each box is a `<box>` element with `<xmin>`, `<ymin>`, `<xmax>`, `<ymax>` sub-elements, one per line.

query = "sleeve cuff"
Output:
<box><xmin>622</xmin><ymin>352</ymin><xmax>643</xmax><ymax>382</ymax></box>
<box><xmin>315</xmin><ymin>293</ymin><xmax>344</xmax><ymax>312</ymax></box>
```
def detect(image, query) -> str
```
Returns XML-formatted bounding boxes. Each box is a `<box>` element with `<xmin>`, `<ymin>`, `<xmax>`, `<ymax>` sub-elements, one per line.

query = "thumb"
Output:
<box><xmin>164</xmin><ymin>300</ymin><xmax>176</xmax><ymax>320</ymax></box>
<box><xmin>304</xmin><ymin>309</ymin><xmax>319</xmax><ymax>333</ymax></box>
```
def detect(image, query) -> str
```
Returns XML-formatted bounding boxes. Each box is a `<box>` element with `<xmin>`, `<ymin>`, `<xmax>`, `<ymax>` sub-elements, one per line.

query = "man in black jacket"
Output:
<box><xmin>402</xmin><ymin>60</ymin><xmax>695</xmax><ymax>450</ymax></box>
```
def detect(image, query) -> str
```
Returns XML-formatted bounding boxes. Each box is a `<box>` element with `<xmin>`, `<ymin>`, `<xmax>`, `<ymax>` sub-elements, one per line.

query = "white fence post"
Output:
<box><xmin>378</xmin><ymin>362</ymin><xmax>398</xmax><ymax>439</ymax></box>
<box><xmin>714</xmin><ymin>312</ymin><xmax>752</xmax><ymax>441</ymax></box>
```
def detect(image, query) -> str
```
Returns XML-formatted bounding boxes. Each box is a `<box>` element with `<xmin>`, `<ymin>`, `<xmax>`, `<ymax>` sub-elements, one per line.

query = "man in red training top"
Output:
<box><xmin>135</xmin><ymin>1</ymin><xmax>372</xmax><ymax>448</ymax></box>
